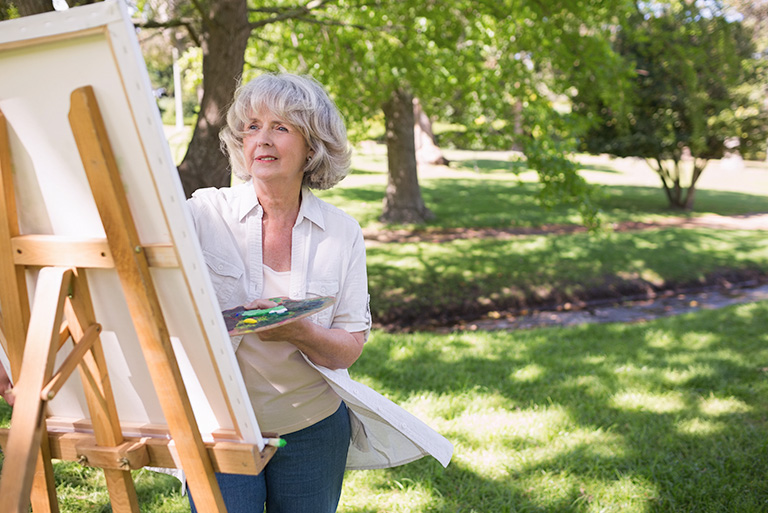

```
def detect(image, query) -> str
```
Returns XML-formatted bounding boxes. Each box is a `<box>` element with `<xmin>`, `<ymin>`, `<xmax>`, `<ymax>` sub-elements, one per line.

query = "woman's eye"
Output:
<box><xmin>247</xmin><ymin>123</ymin><xmax>259</xmax><ymax>131</ymax></box>
<box><xmin>276</xmin><ymin>126</ymin><xmax>289</xmax><ymax>132</ymax></box>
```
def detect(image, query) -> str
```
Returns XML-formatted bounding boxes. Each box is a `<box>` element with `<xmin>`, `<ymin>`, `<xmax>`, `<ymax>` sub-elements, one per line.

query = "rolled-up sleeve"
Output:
<box><xmin>331</xmin><ymin>226</ymin><xmax>371</xmax><ymax>341</ymax></box>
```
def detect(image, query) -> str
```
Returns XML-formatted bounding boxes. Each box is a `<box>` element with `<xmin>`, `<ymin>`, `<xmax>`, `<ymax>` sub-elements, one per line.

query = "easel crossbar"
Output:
<box><xmin>41</xmin><ymin>322</ymin><xmax>101</xmax><ymax>401</ymax></box>
<box><xmin>11</xmin><ymin>235</ymin><xmax>178</xmax><ymax>268</ymax></box>
<box><xmin>0</xmin><ymin>430</ymin><xmax>275</xmax><ymax>475</ymax></box>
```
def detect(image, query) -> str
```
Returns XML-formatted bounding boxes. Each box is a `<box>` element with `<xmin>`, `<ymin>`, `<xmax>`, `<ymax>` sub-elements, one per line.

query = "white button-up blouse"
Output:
<box><xmin>187</xmin><ymin>183</ymin><xmax>453</xmax><ymax>469</ymax></box>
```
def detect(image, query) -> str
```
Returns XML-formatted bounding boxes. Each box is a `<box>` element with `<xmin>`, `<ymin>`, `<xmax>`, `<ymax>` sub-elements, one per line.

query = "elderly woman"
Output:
<box><xmin>187</xmin><ymin>73</ymin><xmax>451</xmax><ymax>513</ymax></box>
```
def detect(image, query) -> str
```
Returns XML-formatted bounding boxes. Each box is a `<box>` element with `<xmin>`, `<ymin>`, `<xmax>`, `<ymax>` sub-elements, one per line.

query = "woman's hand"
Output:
<box><xmin>245</xmin><ymin>298</ymin><xmax>365</xmax><ymax>370</ymax></box>
<box><xmin>0</xmin><ymin>364</ymin><xmax>14</xmax><ymax>407</ymax></box>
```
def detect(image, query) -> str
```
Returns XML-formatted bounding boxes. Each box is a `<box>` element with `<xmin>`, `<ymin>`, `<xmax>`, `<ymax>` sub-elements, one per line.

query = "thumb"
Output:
<box><xmin>243</xmin><ymin>298</ymin><xmax>279</xmax><ymax>310</ymax></box>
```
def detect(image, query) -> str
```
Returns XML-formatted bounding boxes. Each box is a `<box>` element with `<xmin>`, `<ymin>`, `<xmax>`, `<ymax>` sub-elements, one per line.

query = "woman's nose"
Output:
<box><xmin>256</xmin><ymin>132</ymin><xmax>272</xmax><ymax>146</ymax></box>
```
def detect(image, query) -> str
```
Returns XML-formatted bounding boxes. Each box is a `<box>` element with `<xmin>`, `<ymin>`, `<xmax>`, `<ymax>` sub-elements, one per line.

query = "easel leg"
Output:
<box><xmin>0</xmin><ymin>267</ymin><xmax>72</xmax><ymax>513</ymax></box>
<box><xmin>69</xmin><ymin>85</ymin><xmax>228</xmax><ymax>512</ymax></box>
<box><xmin>65</xmin><ymin>269</ymin><xmax>140</xmax><ymax>512</ymax></box>
<box><xmin>0</xmin><ymin>107</ymin><xmax>58</xmax><ymax>513</ymax></box>
<box><xmin>29</xmin><ymin>446</ymin><xmax>59</xmax><ymax>513</ymax></box>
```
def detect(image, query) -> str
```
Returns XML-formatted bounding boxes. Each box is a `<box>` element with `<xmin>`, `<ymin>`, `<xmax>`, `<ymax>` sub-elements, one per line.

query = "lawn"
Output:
<box><xmin>3</xmin><ymin>301</ymin><xmax>767</xmax><ymax>512</ymax></box>
<box><xmin>341</xmin><ymin>300</ymin><xmax>768</xmax><ymax>512</ymax></box>
<box><xmin>1</xmin><ymin>146</ymin><xmax>767</xmax><ymax>512</ymax></box>
<box><xmin>321</xmin><ymin>145</ymin><xmax>768</xmax><ymax>231</ymax></box>
<box><xmin>323</xmin><ymin>146</ymin><xmax>768</xmax><ymax>327</ymax></box>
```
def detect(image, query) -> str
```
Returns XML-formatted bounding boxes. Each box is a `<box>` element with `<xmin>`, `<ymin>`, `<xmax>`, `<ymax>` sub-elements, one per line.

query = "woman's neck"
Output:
<box><xmin>257</xmin><ymin>183</ymin><xmax>301</xmax><ymax>272</ymax></box>
<box><xmin>253</xmin><ymin>181</ymin><xmax>301</xmax><ymax>219</ymax></box>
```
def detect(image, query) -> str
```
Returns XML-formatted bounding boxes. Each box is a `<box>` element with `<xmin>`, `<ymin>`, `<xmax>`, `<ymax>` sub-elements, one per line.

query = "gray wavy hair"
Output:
<box><xmin>220</xmin><ymin>73</ymin><xmax>352</xmax><ymax>189</ymax></box>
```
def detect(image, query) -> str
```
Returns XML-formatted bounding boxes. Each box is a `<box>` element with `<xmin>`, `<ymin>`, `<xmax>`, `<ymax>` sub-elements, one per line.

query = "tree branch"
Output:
<box><xmin>135</xmin><ymin>18</ymin><xmax>202</xmax><ymax>47</ymax></box>
<box><xmin>294</xmin><ymin>15</ymin><xmax>369</xmax><ymax>32</ymax></box>
<box><xmin>249</xmin><ymin>0</ymin><xmax>336</xmax><ymax>29</ymax></box>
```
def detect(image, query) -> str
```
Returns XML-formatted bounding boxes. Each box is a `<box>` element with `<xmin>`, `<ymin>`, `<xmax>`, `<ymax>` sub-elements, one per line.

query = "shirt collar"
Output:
<box><xmin>237</xmin><ymin>181</ymin><xmax>261</xmax><ymax>222</ymax></box>
<box><xmin>296</xmin><ymin>187</ymin><xmax>326</xmax><ymax>231</ymax></box>
<box><xmin>236</xmin><ymin>182</ymin><xmax>325</xmax><ymax>231</ymax></box>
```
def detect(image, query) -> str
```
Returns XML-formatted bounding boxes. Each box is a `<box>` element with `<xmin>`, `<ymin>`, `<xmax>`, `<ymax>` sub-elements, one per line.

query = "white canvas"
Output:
<box><xmin>0</xmin><ymin>1</ymin><xmax>262</xmax><ymax>448</ymax></box>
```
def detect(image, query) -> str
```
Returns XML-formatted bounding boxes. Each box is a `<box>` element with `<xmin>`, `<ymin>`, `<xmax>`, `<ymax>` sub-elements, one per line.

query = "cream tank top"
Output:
<box><xmin>235</xmin><ymin>266</ymin><xmax>341</xmax><ymax>435</ymax></box>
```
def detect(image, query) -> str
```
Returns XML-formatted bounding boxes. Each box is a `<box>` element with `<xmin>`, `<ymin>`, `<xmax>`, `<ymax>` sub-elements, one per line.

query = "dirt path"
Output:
<box><xmin>450</xmin><ymin>283</ymin><xmax>768</xmax><ymax>332</ymax></box>
<box><xmin>363</xmin><ymin>212</ymin><xmax>768</xmax><ymax>244</ymax></box>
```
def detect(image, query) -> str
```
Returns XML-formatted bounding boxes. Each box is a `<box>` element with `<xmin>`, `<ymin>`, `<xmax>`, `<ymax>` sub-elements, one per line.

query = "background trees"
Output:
<box><xmin>577</xmin><ymin>0</ymin><xmax>768</xmax><ymax>211</ymax></box>
<box><xmin>7</xmin><ymin>1</ymin><xmax>766</xmax><ymax>217</ymax></box>
<box><xmin>169</xmin><ymin>0</ymin><xmax>632</xmax><ymax>224</ymax></box>
<box><xmin>5</xmin><ymin>0</ymin><xmax>632</xmax><ymax>224</ymax></box>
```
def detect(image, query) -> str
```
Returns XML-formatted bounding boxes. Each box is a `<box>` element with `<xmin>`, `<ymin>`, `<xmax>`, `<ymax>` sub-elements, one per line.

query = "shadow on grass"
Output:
<box><xmin>367</xmin><ymin>227</ymin><xmax>768</xmax><ymax>326</ymax></box>
<box><xmin>348</xmin><ymin>168</ymin><xmax>385</xmax><ymax>176</ymax></box>
<box><xmin>323</xmin><ymin>176</ymin><xmax>768</xmax><ymax>231</ymax></box>
<box><xmin>349</xmin><ymin>301</ymin><xmax>768</xmax><ymax>511</ymax></box>
<box><xmin>577</xmin><ymin>163</ymin><xmax>624</xmax><ymax>174</ymax></box>
<box><xmin>3</xmin><ymin>304</ymin><xmax>767</xmax><ymax>511</ymax></box>
<box><xmin>344</xmin><ymin>457</ymin><xmax>585</xmax><ymax>513</ymax></box>
<box><xmin>450</xmin><ymin>158</ymin><xmax>527</xmax><ymax>174</ymax></box>
<box><xmin>449</xmin><ymin>156</ymin><xmax>623</xmax><ymax>176</ymax></box>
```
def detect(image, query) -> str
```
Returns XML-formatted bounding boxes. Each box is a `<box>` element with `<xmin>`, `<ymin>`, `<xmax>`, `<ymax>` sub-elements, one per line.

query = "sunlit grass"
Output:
<box><xmin>2</xmin><ymin>301</ymin><xmax>768</xmax><ymax>511</ymax></box>
<box><xmin>339</xmin><ymin>301</ymin><xmax>768</xmax><ymax>512</ymax></box>
<box><xmin>315</xmin><ymin>144</ymin><xmax>768</xmax><ymax>231</ymax></box>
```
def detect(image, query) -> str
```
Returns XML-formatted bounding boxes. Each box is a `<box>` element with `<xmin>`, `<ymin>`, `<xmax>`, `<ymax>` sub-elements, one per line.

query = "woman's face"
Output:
<box><xmin>242</xmin><ymin>108</ymin><xmax>312</xmax><ymax>187</ymax></box>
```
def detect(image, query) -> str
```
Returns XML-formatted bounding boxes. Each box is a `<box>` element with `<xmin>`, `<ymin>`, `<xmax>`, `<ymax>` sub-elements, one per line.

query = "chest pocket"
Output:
<box><xmin>203</xmin><ymin>250</ymin><xmax>244</xmax><ymax>309</ymax></box>
<box><xmin>307</xmin><ymin>280</ymin><xmax>338</xmax><ymax>328</ymax></box>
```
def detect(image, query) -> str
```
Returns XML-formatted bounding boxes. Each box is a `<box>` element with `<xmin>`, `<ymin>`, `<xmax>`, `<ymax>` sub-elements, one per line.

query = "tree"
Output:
<box><xmin>413</xmin><ymin>98</ymin><xmax>449</xmax><ymax>167</ymax></box>
<box><xmin>250</xmin><ymin>0</ymin><xmax>632</xmax><ymax>224</ymax></box>
<box><xmin>1</xmin><ymin>0</ymin><xmax>51</xmax><ymax>16</ymax></box>
<box><xmin>381</xmin><ymin>88</ymin><xmax>434</xmax><ymax>223</ymax></box>
<box><xmin>726</xmin><ymin>0</ymin><xmax>768</xmax><ymax>162</ymax></box>
<box><xmin>135</xmin><ymin>0</ymin><xmax>338</xmax><ymax>194</ymax></box>
<box><xmin>577</xmin><ymin>1</ymin><xmax>768</xmax><ymax>210</ymax></box>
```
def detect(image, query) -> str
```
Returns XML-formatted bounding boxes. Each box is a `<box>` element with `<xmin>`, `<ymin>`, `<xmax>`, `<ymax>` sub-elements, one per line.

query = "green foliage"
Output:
<box><xmin>131</xmin><ymin>0</ymin><xmax>644</xmax><ymax>221</ymax></box>
<box><xmin>0</xmin><ymin>2</ymin><xmax>20</xmax><ymax>20</ymax></box>
<box><xmin>576</xmin><ymin>0</ymin><xmax>768</xmax><ymax>209</ymax></box>
<box><xmin>239</xmin><ymin>0</ymin><xmax>635</xmax><ymax>223</ymax></box>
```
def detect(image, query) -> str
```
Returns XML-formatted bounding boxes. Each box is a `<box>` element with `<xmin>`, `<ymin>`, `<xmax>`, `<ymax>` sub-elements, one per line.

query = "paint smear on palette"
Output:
<box><xmin>222</xmin><ymin>296</ymin><xmax>335</xmax><ymax>336</ymax></box>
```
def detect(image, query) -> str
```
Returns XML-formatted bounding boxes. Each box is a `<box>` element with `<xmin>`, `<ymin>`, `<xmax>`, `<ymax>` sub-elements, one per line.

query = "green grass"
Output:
<box><xmin>319</xmin><ymin>146</ymin><xmax>768</xmax><ymax>325</ymax></box>
<box><xmin>366</xmin><ymin>227</ymin><xmax>768</xmax><ymax>325</ymax></box>
<box><xmin>339</xmin><ymin>301</ymin><xmax>768</xmax><ymax>512</ymax></box>
<box><xmin>5</xmin><ymin>301</ymin><xmax>768</xmax><ymax>511</ymax></box>
<box><xmin>316</xmin><ymin>146</ymin><xmax>768</xmax><ymax>231</ymax></box>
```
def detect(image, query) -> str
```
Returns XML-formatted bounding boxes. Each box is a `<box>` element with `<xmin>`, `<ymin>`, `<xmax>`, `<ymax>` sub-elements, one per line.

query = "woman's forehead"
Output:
<box><xmin>246</xmin><ymin>108</ymin><xmax>293</xmax><ymax>125</ymax></box>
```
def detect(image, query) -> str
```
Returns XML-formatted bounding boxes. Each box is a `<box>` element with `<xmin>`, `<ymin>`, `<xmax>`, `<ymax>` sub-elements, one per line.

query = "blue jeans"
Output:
<box><xmin>189</xmin><ymin>402</ymin><xmax>350</xmax><ymax>513</ymax></box>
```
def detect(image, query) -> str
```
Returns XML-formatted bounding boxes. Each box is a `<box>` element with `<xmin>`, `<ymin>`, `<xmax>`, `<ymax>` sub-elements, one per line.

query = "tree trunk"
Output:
<box><xmin>681</xmin><ymin>158</ymin><xmax>708</xmax><ymax>210</ymax></box>
<box><xmin>380</xmin><ymin>88</ymin><xmax>434</xmax><ymax>224</ymax></box>
<box><xmin>650</xmin><ymin>158</ymin><xmax>690</xmax><ymax>210</ymax></box>
<box><xmin>413</xmin><ymin>98</ymin><xmax>448</xmax><ymax>166</ymax></box>
<box><xmin>15</xmin><ymin>0</ymin><xmax>54</xmax><ymax>16</ymax></box>
<box><xmin>512</xmin><ymin>99</ymin><xmax>524</xmax><ymax>151</ymax></box>
<box><xmin>177</xmin><ymin>0</ymin><xmax>251</xmax><ymax>197</ymax></box>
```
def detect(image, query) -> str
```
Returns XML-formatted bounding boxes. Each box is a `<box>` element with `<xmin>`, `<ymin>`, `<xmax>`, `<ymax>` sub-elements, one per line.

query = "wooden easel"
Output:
<box><xmin>0</xmin><ymin>86</ymin><xmax>275</xmax><ymax>513</ymax></box>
